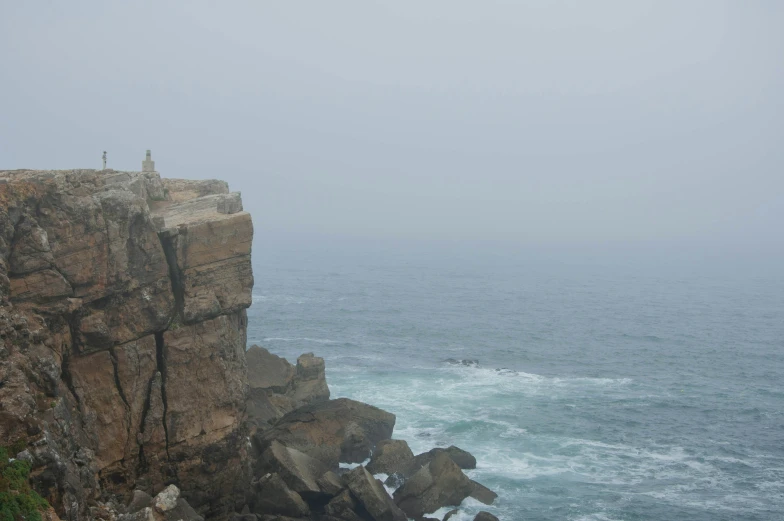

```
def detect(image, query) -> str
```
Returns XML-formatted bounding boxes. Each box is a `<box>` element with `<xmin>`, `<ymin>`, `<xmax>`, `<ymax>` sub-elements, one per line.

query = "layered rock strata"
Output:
<box><xmin>1</xmin><ymin>167</ymin><xmax>500</xmax><ymax>521</ymax></box>
<box><xmin>0</xmin><ymin>169</ymin><xmax>253</xmax><ymax>520</ymax></box>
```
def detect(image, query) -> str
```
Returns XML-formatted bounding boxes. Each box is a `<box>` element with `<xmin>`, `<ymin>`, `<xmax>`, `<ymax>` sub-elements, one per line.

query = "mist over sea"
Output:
<box><xmin>247</xmin><ymin>237</ymin><xmax>784</xmax><ymax>521</ymax></box>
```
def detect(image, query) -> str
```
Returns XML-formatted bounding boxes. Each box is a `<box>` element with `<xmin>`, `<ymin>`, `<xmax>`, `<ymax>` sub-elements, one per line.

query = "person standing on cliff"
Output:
<box><xmin>102</xmin><ymin>150</ymin><xmax>107</xmax><ymax>170</ymax></box>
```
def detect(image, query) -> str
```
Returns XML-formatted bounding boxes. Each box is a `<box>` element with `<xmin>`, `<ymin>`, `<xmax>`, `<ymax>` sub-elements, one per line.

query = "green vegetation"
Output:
<box><xmin>0</xmin><ymin>446</ymin><xmax>49</xmax><ymax>521</ymax></box>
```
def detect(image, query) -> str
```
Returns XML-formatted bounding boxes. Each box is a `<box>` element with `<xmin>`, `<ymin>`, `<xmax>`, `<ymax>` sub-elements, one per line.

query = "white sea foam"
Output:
<box><xmin>338</xmin><ymin>458</ymin><xmax>370</xmax><ymax>471</ymax></box>
<box><xmin>262</xmin><ymin>336</ymin><xmax>341</xmax><ymax>344</ymax></box>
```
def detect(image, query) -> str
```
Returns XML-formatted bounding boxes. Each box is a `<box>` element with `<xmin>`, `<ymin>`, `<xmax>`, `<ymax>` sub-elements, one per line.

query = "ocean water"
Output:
<box><xmin>246</xmin><ymin>239</ymin><xmax>784</xmax><ymax>521</ymax></box>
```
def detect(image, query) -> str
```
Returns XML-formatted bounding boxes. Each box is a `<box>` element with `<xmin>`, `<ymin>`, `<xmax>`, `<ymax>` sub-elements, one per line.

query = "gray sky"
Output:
<box><xmin>1</xmin><ymin>1</ymin><xmax>782</xmax><ymax>249</ymax></box>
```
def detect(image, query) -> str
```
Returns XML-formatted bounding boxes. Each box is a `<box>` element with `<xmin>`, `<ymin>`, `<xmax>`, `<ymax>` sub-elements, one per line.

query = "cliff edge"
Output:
<box><xmin>0</xmin><ymin>169</ymin><xmax>253</xmax><ymax>520</ymax></box>
<box><xmin>1</xmin><ymin>168</ymin><xmax>499</xmax><ymax>521</ymax></box>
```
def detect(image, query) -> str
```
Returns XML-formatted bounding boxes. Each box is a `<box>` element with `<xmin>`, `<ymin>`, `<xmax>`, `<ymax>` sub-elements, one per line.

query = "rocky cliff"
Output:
<box><xmin>0</xmin><ymin>169</ymin><xmax>254</xmax><ymax>520</ymax></box>
<box><xmin>0</xmin><ymin>168</ymin><xmax>499</xmax><ymax>521</ymax></box>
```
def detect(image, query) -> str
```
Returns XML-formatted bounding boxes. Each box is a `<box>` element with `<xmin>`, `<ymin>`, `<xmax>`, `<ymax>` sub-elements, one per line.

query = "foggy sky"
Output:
<box><xmin>1</xmin><ymin>1</ymin><xmax>782</xmax><ymax>249</ymax></box>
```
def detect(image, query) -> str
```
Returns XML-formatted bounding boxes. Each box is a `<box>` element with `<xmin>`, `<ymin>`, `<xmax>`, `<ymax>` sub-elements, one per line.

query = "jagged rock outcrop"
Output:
<box><xmin>245</xmin><ymin>346</ymin><xmax>330</xmax><ymax>432</ymax></box>
<box><xmin>0</xmin><ymin>168</ymin><xmax>253</xmax><ymax>520</ymax></box>
<box><xmin>392</xmin><ymin>452</ymin><xmax>474</xmax><ymax>518</ymax></box>
<box><xmin>1</xmin><ymin>167</ymin><xmax>500</xmax><ymax>521</ymax></box>
<box><xmin>366</xmin><ymin>439</ymin><xmax>414</xmax><ymax>476</ymax></box>
<box><xmin>254</xmin><ymin>398</ymin><xmax>395</xmax><ymax>469</ymax></box>
<box><xmin>342</xmin><ymin>466</ymin><xmax>407</xmax><ymax>521</ymax></box>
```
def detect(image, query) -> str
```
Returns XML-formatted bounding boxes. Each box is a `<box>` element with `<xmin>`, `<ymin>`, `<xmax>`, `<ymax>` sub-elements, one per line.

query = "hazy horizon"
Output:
<box><xmin>1</xmin><ymin>1</ymin><xmax>782</xmax><ymax>256</ymax></box>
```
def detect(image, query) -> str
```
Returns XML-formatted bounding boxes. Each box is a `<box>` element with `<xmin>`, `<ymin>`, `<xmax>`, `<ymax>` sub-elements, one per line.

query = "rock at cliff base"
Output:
<box><xmin>119</xmin><ymin>506</ymin><xmax>156</xmax><ymax>521</ymax></box>
<box><xmin>367</xmin><ymin>439</ymin><xmax>415</xmax><ymax>476</ymax></box>
<box><xmin>473</xmin><ymin>512</ymin><xmax>500</xmax><ymax>521</ymax></box>
<box><xmin>383</xmin><ymin>473</ymin><xmax>406</xmax><ymax>490</ymax></box>
<box><xmin>393</xmin><ymin>452</ymin><xmax>474</xmax><ymax>518</ymax></box>
<box><xmin>245</xmin><ymin>349</ymin><xmax>331</xmax><ymax>433</ymax></box>
<box><xmin>397</xmin><ymin>445</ymin><xmax>478</xmax><ymax>483</ymax></box>
<box><xmin>257</xmin><ymin>440</ymin><xmax>329</xmax><ymax>500</ymax></box>
<box><xmin>442</xmin><ymin>509</ymin><xmax>460</xmax><ymax>521</ymax></box>
<box><xmin>126</xmin><ymin>490</ymin><xmax>153</xmax><ymax>514</ymax></box>
<box><xmin>154</xmin><ymin>484</ymin><xmax>180</xmax><ymax>513</ymax></box>
<box><xmin>252</xmin><ymin>473</ymin><xmax>310</xmax><ymax>518</ymax></box>
<box><xmin>316</xmin><ymin>470</ymin><xmax>344</xmax><ymax>497</ymax></box>
<box><xmin>165</xmin><ymin>498</ymin><xmax>204</xmax><ymax>521</ymax></box>
<box><xmin>246</xmin><ymin>346</ymin><xmax>295</xmax><ymax>393</ymax></box>
<box><xmin>256</xmin><ymin>398</ymin><xmax>395</xmax><ymax>468</ymax></box>
<box><xmin>411</xmin><ymin>446</ymin><xmax>476</xmax><ymax>472</ymax></box>
<box><xmin>289</xmin><ymin>353</ymin><xmax>330</xmax><ymax>406</ymax></box>
<box><xmin>469</xmin><ymin>479</ymin><xmax>498</xmax><ymax>505</ymax></box>
<box><xmin>344</xmin><ymin>465</ymin><xmax>407</xmax><ymax>521</ymax></box>
<box><xmin>439</xmin><ymin>446</ymin><xmax>477</xmax><ymax>469</ymax></box>
<box><xmin>323</xmin><ymin>490</ymin><xmax>365</xmax><ymax>521</ymax></box>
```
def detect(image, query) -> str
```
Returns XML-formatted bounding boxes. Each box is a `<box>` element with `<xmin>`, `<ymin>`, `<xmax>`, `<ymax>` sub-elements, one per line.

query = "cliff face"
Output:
<box><xmin>0</xmin><ymin>169</ymin><xmax>254</xmax><ymax>520</ymax></box>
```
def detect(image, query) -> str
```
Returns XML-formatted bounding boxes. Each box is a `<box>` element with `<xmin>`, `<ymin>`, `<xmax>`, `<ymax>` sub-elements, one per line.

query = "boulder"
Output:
<box><xmin>289</xmin><ymin>353</ymin><xmax>330</xmax><ymax>406</ymax></box>
<box><xmin>246</xmin><ymin>388</ymin><xmax>285</xmax><ymax>431</ymax></box>
<box><xmin>245</xmin><ymin>348</ymin><xmax>330</xmax><ymax>433</ymax></box>
<box><xmin>165</xmin><ymin>499</ymin><xmax>204</xmax><ymax>521</ymax></box>
<box><xmin>316</xmin><ymin>471</ymin><xmax>344</xmax><ymax>497</ymax></box>
<box><xmin>473</xmin><ymin>512</ymin><xmax>499</xmax><ymax>521</ymax></box>
<box><xmin>251</xmin><ymin>473</ymin><xmax>309</xmax><ymax>518</ymax></box>
<box><xmin>257</xmin><ymin>440</ymin><xmax>329</xmax><ymax>500</ymax></box>
<box><xmin>410</xmin><ymin>446</ymin><xmax>476</xmax><ymax>473</ymax></box>
<box><xmin>367</xmin><ymin>439</ymin><xmax>415</xmax><ymax>476</ymax></box>
<box><xmin>256</xmin><ymin>398</ymin><xmax>395</xmax><ymax>468</ymax></box>
<box><xmin>119</xmin><ymin>507</ymin><xmax>156</xmax><ymax>521</ymax></box>
<box><xmin>398</xmin><ymin>445</ymin><xmax>478</xmax><ymax>481</ymax></box>
<box><xmin>323</xmin><ymin>490</ymin><xmax>365</xmax><ymax>521</ymax></box>
<box><xmin>469</xmin><ymin>480</ymin><xmax>497</xmax><ymax>505</ymax></box>
<box><xmin>343</xmin><ymin>466</ymin><xmax>407</xmax><ymax>521</ymax></box>
<box><xmin>154</xmin><ymin>484</ymin><xmax>180</xmax><ymax>513</ymax></box>
<box><xmin>383</xmin><ymin>473</ymin><xmax>406</xmax><ymax>490</ymax></box>
<box><xmin>439</xmin><ymin>446</ymin><xmax>476</xmax><ymax>469</ymax></box>
<box><xmin>442</xmin><ymin>509</ymin><xmax>460</xmax><ymax>521</ymax></box>
<box><xmin>393</xmin><ymin>453</ymin><xmax>473</xmax><ymax>518</ymax></box>
<box><xmin>126</xmin><ymin>490</ymin><xmax>153</xmax><ymax>514</ymax></box>
<box><xmin>246</xmin><ymin>346</ymin><xmax>295</xmax><ymax>393</ymax></box>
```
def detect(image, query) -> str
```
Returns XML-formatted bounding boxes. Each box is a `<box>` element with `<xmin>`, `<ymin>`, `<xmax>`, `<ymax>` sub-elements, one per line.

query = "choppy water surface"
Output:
<box><xmin>247</xmin><ymin>241</ymin><xmax>784</xmax><ymax>521</ymax></box>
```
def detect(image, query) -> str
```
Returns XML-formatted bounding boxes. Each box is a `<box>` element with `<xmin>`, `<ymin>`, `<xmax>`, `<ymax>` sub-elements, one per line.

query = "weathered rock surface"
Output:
<box><xmin>251</xmin><ymin>473</ymin><xmax>309</xmax><ymax>518</ymax></box>
<box><xmin>391</xmin><ymin>445</ymin><xmax>478</xmax><ymax>485</ymax></box>
<box><xmin>289</xmin><ymin>353</ymin><xmax>330</xmax><ymax>406</ymax></box>
<box><xmin>153</xmin><ymin>191</ymin><xmax>253</xmax><ymax>324</ymax></box>
<box><xmin>442</xmin><ymin>509</ymin><xmax>460</xmax><ymax>521</ymax></box>
<box><xmin>256</xmin><ymin>441</ymin><xmax>328</xmax><ymax>500</ymax></box>
<box><xmin>469</xmin><ymin>480</ymin><xmax>498</xmax><ymax>505</ymax></box>
<box><xmin>366</xmin><ymin>439</ymin><xmax>415</xmax><ymax>476</ymax></box>
<box><xmin>393</xmin><ymin>452</ymin><xmax>474</xmax><ymax>518</ymax></box>
<box><xmin>245</xmin><ymin>347</ymin><xmax>330</xmax><ymax>431</ymax></box>
<box><xmin>323</xmin><ymin>490</ymin><xmax>364</xmax><ymax>521</ymax></box>
<box><xmin>0</xmin><ymin>168</ymin><xmax>253</xmax><ymax>521</ymax></box>
<box><xmin>246</xmin><ymin>346</ymin><xmax>296</xmax><ymax>393</ymax></box>
<box><xmin>343</xmin><ymin>466</ymin><xmax>407</xmax><ymax>521</ymax></box>
<box><xmin>315</xmin><ymin>471</ymin><xmax>344</xmax><ymax>497</ymax></box>
<box><xmin>255</xmin><ymin>398</ymin><xmax>395</xmax><ymax>468</ymax></box>
<box><xmin>473</xmin><ymin>512</ymin><xmax>500</xmax><ymax>521</ymax></box>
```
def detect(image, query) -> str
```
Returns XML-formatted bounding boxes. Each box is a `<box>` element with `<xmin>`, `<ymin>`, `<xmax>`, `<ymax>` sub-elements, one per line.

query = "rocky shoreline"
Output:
<box><xmin>0</xmin><ymin>168</ymin><xmax>499</xmax><ymax>521</ymax></box>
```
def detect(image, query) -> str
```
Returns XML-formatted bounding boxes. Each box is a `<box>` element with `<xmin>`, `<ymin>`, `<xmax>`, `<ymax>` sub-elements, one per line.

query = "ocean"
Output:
<box><xmin>246</xmin><ymin>238</ymin><xmax>784</xmax><ymax>521</ymax></box>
